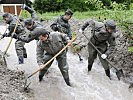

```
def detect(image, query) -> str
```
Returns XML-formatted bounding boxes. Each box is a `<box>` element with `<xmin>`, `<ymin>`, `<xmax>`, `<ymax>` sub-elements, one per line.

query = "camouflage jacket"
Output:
<box><xmin>18</xmin><ymin>6</ymin><xmax>43</xmax><ymax>43</ymax></box>
<box><xmin>36</xmin><ymin>32</ymin><xmax>69</xmax><ymax>65</ymax></box>
<box><xmin>81</xmin><ymin>19</ymin><xmax>116</xmax><ymax>53</ymax></box>
<box><xmin>50</xmin><ymin>16</ymin><xmax>72</xmax><ymax>39</ymax></box>
<box><xmin>5</xmin><ymin>15</ymin><xmax>24</xmax><ymax>37</ymax></box>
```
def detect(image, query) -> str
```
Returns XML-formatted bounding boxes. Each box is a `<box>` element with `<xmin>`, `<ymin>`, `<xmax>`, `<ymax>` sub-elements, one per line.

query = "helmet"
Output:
<box><xmin>24</xmin><ymin>18</ymin><xmax>33</xmax><ymax>26</ymax></box>
<box><xmin>104</xmin><ymin>20</ymin><xmax>116</xmax><ymax>32</ymax></box>
<box><xmin>65</xmin><ymin>9</ymin><xmax>73</xmax><ymax>15</ymax></box>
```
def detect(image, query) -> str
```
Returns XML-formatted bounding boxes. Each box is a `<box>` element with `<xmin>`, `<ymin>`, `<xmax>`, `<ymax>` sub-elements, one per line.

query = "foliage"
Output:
<box><xmin>128</xmin><ymin>46</ymin><xmax>133</xmax><ymax>52</ymax></box>
<box><xmin>33</xmin><ymin>0</ymin><xmax>133</xmax><ymax>12</ymax></box>
<box><xmin>111</xmin><ymin>2</ymin><xmax>127</xmax><ymax>10</ymax></box>
<box><xmin>0</xmin><ymin>16</ymin><xmax>2</xmax><ymax>21</ymax></box>
<box><xmin>85</xmin><ymin>0</ymin><xmax>103</xmax><ymax>10</ymax></box>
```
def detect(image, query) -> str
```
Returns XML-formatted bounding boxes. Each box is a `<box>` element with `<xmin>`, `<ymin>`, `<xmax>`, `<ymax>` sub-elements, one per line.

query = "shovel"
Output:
<box><xmin>23</xmin><ymin>37</ymin><xmax>76</xmax><ymax>91</ymax></box>
<box><xmin>1</xmin><ymin>9</ymin><xmax>23</xmax><ymax>66</ymax></box>
<box><xmin>81</xmin><ymin>32</ymin><xmax>124</xmax><ymax>80</ymax></box>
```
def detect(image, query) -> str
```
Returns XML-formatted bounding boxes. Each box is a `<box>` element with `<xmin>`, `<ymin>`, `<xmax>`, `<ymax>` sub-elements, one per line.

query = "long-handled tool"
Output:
<box><xmin>81</xmin><ymin>32</ymin><xmax>124</xmax><ymax>80</ymax></box>
<box><xmin>59</xmin><ymin>26</ymin><xmax>83</xmax><ymax>61</ymax></box>
<box><xmin>2</xmin><ymin>9</ymin><xmax>23</xmax><ymax>66</ymax></box>
<box><xmin>24</xmin><ymin>37</ymin><xmax>76</xmax><ymax>91</ymax></box>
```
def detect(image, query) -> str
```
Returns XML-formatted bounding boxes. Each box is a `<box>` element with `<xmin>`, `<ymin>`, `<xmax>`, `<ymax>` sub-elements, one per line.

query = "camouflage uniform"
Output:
<box><xmin>2</xmin><ymin>13</ymin><xmax>27</xmax><ymax>64</ymax></box>
<box><xmin>81</xmin><ymin>19</ymin><xmax>116</xmax><ymax>78</ymax></box>
<box><xmin>50</xmin><ymin>16</ymin><xmax>72</xmax><ymax>39</ymax></box>
<box><xmin>17</xmin><ymin>6</ymin><xmax>43</xmax><ymax>43</ymax></box>
<box><xmin>36</xmin><ymin>31</ymin><xmax>71</xmax><ymax>86</ymax></box>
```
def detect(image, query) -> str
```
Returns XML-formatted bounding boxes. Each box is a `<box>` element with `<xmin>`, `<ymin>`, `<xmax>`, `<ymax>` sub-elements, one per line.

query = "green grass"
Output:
<box><xmin>128</xmin><ymin>46</ymin><xmax>133</xmax><ymax>52</ymax></box>
<box><xmin>13</xmin><ymin>10</ymin><xmax>133</xmax><ymax>24</ymax></box>
<box><xmin>0</xmin><ymin>16</ymin><xmax>2</xmax><ymax>21</ymax></box>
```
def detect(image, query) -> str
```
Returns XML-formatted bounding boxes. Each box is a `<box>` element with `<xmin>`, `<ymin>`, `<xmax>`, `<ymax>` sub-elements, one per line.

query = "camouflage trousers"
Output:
<box><xmin>88</xmin><ymin>42</ymin><xmax>109</xmax><ymax>70</ymax></box>
<box><xmin>39</xmin><ymin>51</ymin><xmax>69</xmax><ymax>79</ymax></box>
<box><xmin>15</xmin><ymin>40</ymin><xmax>27</xmax><ymax>57</ymax></box>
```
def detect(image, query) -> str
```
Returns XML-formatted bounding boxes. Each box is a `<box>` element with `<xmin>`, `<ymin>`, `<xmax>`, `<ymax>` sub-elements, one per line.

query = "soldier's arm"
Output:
<box><xmin>81</xmin><ymin>19</ymin><xmax>95</xmax><ymax>31</ymax></box>
<box><xmin>67</xmin><ymin>28</ymin><xmax>72</xmax><ymax>40</ymax></box>
<box><xmin>25</xmin><ymin>6</ymin><xmax>37</xmax><ymax>19</ymax></box>
<box><xmin>17</xmin><ymin>28</ymin><xmax>43</xmax><ymax>43</ymax></box>
<box><xmin>50</xmin><ymin>18</ymin><xmax>59</xmax><ymax>31</ymax></box>
<box><xmin>36</xmin><ymin>44</ymin><xmax>44</xmax><ymax>65</ymax></box>
<box><xmin>3</xmin><ymin>24</ymin><xmax>19</xmax><ymax>38</ymax></box>
<box><xmin>106</xmin><ymin>35</ymin><xmax>116</xmax><ymax>55</ymax></box>
<box><xmin>6</xmin><ymin>24</ymin><xmax>16</xmax><ymax>37</ymax></box>
<box><xmin>17</xmin><ymin>33</ymin><xmax>36</xmax><ymax>43</ymax></box>
<box><xmin>60</xmin><ymin>33</ymin><xmax>70</xmax><ymax>44</ymax></box>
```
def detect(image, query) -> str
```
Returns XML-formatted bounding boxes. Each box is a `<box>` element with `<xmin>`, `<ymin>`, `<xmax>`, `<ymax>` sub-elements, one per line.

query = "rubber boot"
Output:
<box><xmin>88</xmin><ymin>65</ymin><xmax>92</xmax><ymax>72</ymax></box>
<box><xmin>18</xmin><ymin>56</ymin><xmax>24</xmax><ymax>64</ymax></box>
<box><xmin>23</xmin><ymin>54</ymin><xmax>27</xmax><ymax>58</ymax></box>
<box><xmin>39</xmin><ymin>75</ymin><xmax>43</xmax><ymax>82</ymax></box>
<box><xmin>105</xmin><ymin>69</ymin><xmax>111</xmax><ymax>80</ymax></box>
<box><xmin>64</xmin><ymin>77</ymin><xmax>71</xmax><ymax>86</ymax></box>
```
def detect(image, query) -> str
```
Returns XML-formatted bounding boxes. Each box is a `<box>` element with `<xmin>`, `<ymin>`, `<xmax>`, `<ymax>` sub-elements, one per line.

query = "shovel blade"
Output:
<box><xmin>116</xmin><ymin>69</ymin><xmax>124</xmax><ymax>80</ymax></box>
<box><xmin>24</xmin><ymin>78</ymin><xmax>31</xmax><ymax>91</ymax></box>
<box><xmin>3</xmin><ymin>56</ymin><xmax>7</xmax><ymax>66</ymax></box>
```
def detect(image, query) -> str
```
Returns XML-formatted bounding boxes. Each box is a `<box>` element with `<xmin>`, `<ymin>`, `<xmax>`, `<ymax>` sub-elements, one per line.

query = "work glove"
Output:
<box><xmin>79</xmin><ymin>29</ymin><xmax>83</xmax><ymax>33</ymax></box>
<box><xmin>101</xmin><ymin>54</ymin><xmax>107</xmax><ymax>59</ymax></box>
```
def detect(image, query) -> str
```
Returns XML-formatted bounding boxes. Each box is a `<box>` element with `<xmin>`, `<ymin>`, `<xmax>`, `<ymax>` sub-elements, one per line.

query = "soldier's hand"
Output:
<box><xmin>39</xmin><ymin>64</ymin><xmax>44</xmax><ymax>70</ymax></box>
<box><xmin>67</xmin><ymin>40</ymin><xmax>72</xmax><ymax>46</ymax></box>
<box><xmin>101</xmin><ymin>54</ymin><xmax>107</xmax><ymax>59</ymax></box>
<box><xmin>79</xmin><ymin>29</ymin><xmax>83</xmax><ymax>33</ymax></box>
<box><xmin>21</xmin><ymin>4</ymin><xmax>26</xmax><ymax>10</ymax></box>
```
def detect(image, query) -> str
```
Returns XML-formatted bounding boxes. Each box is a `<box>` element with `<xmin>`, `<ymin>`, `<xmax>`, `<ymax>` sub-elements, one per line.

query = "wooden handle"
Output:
<box><xmin>28</xmin><ymin>37</ymin><xmax>76</xmax><ymax>78</ymax></box>
<box><xmin>4</xmin><ymin>10</ymin><xmax>23</xmax><ymax>56</ymax></box>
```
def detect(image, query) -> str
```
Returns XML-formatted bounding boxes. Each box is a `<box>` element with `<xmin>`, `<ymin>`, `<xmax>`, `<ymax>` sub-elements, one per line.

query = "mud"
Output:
<box><xmin>0</xmin><ymin>52</ymin><xmax>34</xmax><ymax>100</ymax></box>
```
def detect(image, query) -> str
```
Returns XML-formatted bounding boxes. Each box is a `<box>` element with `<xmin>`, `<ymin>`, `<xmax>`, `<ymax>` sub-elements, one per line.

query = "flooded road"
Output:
<box><xmin>0</xmin><ymin>25</ymin><xmax>133</xmax><ymax>100</ymax></box>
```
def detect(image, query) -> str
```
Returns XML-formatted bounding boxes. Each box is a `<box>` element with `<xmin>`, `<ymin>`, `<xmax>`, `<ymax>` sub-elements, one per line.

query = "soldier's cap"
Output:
<box><xmin>104</xmin><ymin>20</ymin><xmax>116</xmax><ymax>32</ymax></box>
<box><xmin>2</xmin><ymin>13</ymin><xmax>11</xmax><ymax>18</ymax></box>
<box><xmin>65</xmin><ymin>9</ymin><xmax>73</xmax><ymax>16</ymax></box>
<box><xmin>24</xmin><ymin>18</ymin><xmax>33</xmax><ymax>26</ymax></box>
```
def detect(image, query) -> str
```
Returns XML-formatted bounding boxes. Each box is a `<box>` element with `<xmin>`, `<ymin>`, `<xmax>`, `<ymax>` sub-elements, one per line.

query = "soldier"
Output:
<box><xmin>17</xmin><ymin>5</ymin><xmax>43</xmax><ymax>43</ymax></box>
<box><xmin>36</xmin><ymin>29</ymin><xmax>71</xmax><ymax>86</ymax></box>
<box><xmin>50</xmin><ymin>9</ymin><xmax>73</xmax><ymax>40</ymax></box>
<box><xmin>2</xmin><ymin>13</ymin><xmax>27</xmax><ymax>64</ymax></box>
<box><xmin>79</xmin><ymin>19</ymin><xmax>116</xmax><ymax>79</ymax></box>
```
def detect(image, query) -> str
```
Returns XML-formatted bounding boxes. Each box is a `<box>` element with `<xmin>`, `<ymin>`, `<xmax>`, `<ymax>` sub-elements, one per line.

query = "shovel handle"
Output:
<box><xmin>3</xmin><ymin>9</ymin><xmax>23</xmax><ymax>56</ymax></box>
<box><xmin>28</xmin><ymin>37</ymin><xmax>76</xmax><ymax>78</ymax></box>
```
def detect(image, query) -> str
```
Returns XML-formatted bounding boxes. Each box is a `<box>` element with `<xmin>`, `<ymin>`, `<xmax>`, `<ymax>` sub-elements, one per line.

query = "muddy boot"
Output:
<box><xmin>88</xmin><ymin>65</ymin><xmax>92</xmax><ymax>72</ymax></box>
<box><xmin>39</xmin><ymin>75</ymin><xmax>43</xmax><ymax>82</ymax></box>
<box><xmin>105</xmin><ymin>69</ymin><xmax>111</xmax><ymax>80</ymax></box>
<box><xmin>64</xmin><ymin>77</ymin><xmax>71</xmax><ymax>86</ymax></box>
<box><xmin>18</xmin><ymin>56</ymin><xmax>24</xmax><ymax>64</ymax></box>
<box><xmin>23</xmin><ymin>54</ymin><xmax>27</xmax><ymax>58</ymax></box>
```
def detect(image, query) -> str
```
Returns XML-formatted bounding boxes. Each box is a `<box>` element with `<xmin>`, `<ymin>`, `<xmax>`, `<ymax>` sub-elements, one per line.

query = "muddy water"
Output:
<box><xmin>0</xmin><ymin>25</ymin><xmax>133</xmax><ymax>100</ymax></box>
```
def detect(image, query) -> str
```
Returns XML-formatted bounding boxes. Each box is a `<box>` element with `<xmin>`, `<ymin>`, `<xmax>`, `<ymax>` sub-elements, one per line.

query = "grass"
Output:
<box><xmin>0</xmin><ymin>16</ymin><xmax>2</xmax><ymax>21</ymax></box>
<box><xmin>128</xmin><ymin>46</ymin><xmax>133</xmax><ymax>52</ymax></box>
